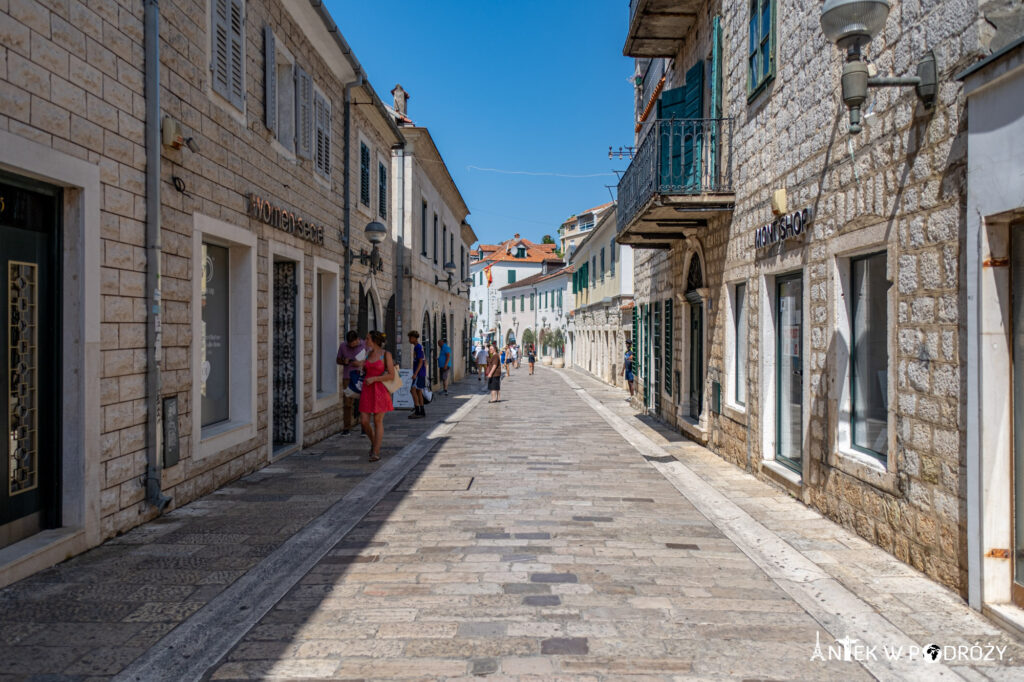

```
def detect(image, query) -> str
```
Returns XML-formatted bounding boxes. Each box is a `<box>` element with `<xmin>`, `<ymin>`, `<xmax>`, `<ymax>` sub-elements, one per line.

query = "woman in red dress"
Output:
<box><xmin>359</xmin><ymin>330</ymin><xmax>395</xmax><ymax>462</ymax></box>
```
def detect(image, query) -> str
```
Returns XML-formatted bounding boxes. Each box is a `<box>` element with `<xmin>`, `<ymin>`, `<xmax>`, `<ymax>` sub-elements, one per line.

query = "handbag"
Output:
<box><xmin>382</xmin><ymin>364</ymin><xmax>403</xmax><ymax>394</ymax></box>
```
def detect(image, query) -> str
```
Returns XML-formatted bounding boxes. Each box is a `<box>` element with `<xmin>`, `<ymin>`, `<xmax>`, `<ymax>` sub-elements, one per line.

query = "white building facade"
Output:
<box><xmin>496</xmin><ymin>261</ymin><xmax>570</xmax><ymax>359</ymax></box>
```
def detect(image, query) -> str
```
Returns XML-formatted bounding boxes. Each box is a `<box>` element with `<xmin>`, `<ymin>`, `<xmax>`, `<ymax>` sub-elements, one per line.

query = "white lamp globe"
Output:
<box><xmin>821</xmin><ymin>0</ymin><xmax>890</xmax><ymax>49</ymax></box>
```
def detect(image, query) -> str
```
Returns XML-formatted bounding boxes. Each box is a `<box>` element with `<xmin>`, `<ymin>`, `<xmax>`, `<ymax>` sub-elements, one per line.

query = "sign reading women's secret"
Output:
<box><xmin>754</xmin><ymin>207</ymin><xmax>813</xmax><ymax>250</ymax></box>
<box><xmin>247</xmin><ymin>193</ymin><xmax>325</xmax><ymax>245</ymax></box>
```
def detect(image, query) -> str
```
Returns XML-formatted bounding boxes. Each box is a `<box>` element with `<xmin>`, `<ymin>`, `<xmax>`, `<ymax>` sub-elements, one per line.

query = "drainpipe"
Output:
<box><xmin>342</xmin><ymin>76</ymin><xmax>363</xmax><ymax>332</ymax></box>
<box><xmin>393</xmin><ymin>144</ymin><xmax>406</xmax><ymax>365</ymax></box>
<box><xmin>144</xmin><ymin>0</ymin><xmax>171</xmax><ymax>512</ymax></box>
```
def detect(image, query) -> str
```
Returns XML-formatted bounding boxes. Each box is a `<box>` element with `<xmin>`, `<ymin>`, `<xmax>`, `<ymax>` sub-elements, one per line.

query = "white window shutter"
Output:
<box><xmin>264</xmin><ymin>25</ymin><xmax>276</xmax><ymax>134</ymax></box>
<box><xmin>295</xmin><ymin>67</ymin><xmax>312</xmax><ymax>159</ymax></box>
<box><xmin>228</xmin><ymin>0</ymin><xmax>245</xmax><ymax>109</ymax></box>
<box><xmin>211</xmin><ymin>0</ymin><xmax>230</xmax><ymax>100</ymax></box>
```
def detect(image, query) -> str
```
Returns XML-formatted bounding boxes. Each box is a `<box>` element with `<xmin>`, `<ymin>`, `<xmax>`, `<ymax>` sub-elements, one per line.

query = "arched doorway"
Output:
<box><xmin>385</xmin><ymin>294</ymin><xmax>396</xmax><ymax>359</ymax></box>
<box><xmin>522</xmin><ymin>328</ymin><xmax>535</xmax><ymax>354</ymax></box>
<box><xmin>506</xmin><ymin>329</ymin><xmax>516</xmax><ymax>345</ymax></box>
<box><xmin>357</xmin><ymin>284</ymin><xmax>368</xmax><ymax>337</ymax></box>
<box><xmin>421</xmin><ymin>310</ymin><xmax>431</xmax><ymax>384</ymax></box>
<box><xmin>685</xmin><ymin>255</ymin><xmax>704</xmax><ymax>419</ymax></box>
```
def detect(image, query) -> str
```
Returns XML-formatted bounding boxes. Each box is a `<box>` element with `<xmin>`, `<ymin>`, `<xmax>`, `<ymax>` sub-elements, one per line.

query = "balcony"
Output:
<box><xmin>625</xmin><ymin>0</ymin><xmax>704</xmax><ymax>57</ymax></box>
<box><xmin>616</xmin><ymin>118</ymin><xmax>734</xmax><ymax>247</ymax></box>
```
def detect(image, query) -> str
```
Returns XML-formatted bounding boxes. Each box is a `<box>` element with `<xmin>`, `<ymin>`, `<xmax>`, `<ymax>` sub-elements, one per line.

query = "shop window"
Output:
<box><xmin>850</xmin><ymin>252</ymin><xmax>888</xmax><ymax>459</ymax></box>
<box><xmin>193</xmin><ymin>214</ymin><xmax>257</xmax><ymax>458</ymax></box>
<box><xmin>314</xmin><ymin>265</ymin><xmax>339</xmax><ymax>399</ymax></box>
<box><xmin>733</xmin><ymin>283</ymin><xmax>747</xmax><ymax>406</ymax></box>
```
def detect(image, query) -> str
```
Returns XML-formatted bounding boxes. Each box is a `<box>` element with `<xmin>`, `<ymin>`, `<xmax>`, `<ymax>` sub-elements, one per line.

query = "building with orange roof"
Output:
<box><xmin>468</xmin><ymin>235</ymin><xmax>559</xmax><ymax>342</ymax></box>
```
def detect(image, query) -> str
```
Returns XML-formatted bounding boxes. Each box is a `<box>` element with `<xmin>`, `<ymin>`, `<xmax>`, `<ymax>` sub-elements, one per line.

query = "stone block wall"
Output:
<box><xmin>0</xmin><ymin>0</ymin><xmax>397</xmax><ymax>545</ymax></box>
<box><xmin>627</xmin><ymin>0</ymin><xmax>985</xmax><ymax>592</ymax></box>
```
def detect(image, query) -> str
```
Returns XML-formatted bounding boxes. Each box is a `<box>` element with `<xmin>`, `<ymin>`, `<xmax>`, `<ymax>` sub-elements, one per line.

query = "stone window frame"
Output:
<box><xmin>723</xmin><ymin>277</ymin><xmax>749</xmax><ymax>420</ymax></box>
<box><xmin>264</xmin><ymin>28</ymin><xmax>298</xmax><ymax>160</ymax></box>
<box><xmin>312</xmin><ymin>256</ymin><xmax>340</xmax><ymax>412</ymax></box>
<box><xmin>191</xmin><ymin>213</ymin><xmax>258</xmax><ymax>461</ymax></box>
<box><xmin>830</xmin><ymin>223</ymin><xmax>899</xmax><ymax>494</ymax></box>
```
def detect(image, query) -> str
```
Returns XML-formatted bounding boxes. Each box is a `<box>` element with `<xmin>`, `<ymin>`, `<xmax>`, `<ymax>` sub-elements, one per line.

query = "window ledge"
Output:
<box><xmin>762</xmin><ymin>459</ymin><xmax>803</xmax><ymax>494</ymax></box>
<box><xmin>270</xmin><ymin>137</ymin><xmax>297</xmax><ymax>162</ymax></box>
<box><xmin>313</xmin><ymin>390</ymin><xmax>339</xmax><ymax>413</ymax></box>
<box><xmin>722</xmin><ymin>402</ymin><xmax>747</xmax><ymax>424</ymax></box>
<box><xmin>832</xmin><ymin>446</ymin><xmax>899</xmax><ymax>495</ymax></box>
<box><xmin>313</xmin><ymin>171</ymin><xmax>331</xmax><ymax>191</ymax></box>
<box><xmin>199</xmin><ymin>420</ymin><xmax>256</xmax><ymax>459</ymax></box>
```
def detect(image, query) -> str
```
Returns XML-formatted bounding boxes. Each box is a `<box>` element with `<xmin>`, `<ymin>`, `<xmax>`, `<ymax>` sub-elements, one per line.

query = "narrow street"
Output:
<box><xmin>0</xmin><ymin>369</ymin><xmax>1020</xmax><ymax>680</ymax></box>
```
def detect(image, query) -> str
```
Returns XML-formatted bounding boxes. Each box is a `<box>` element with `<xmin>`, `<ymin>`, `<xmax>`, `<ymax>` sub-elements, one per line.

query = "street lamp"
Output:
<box><xmin>820</xmin><ymin>0</ymin><xmax>936</xmax><ymax>134</ymax></box>
<box><xmin>350</xmin><ymin>220</ymin><xmax>387</xmax><ymax>272</ymax></box>
<box><xmin>435</xmin><ymin>260</ymin><xmax>457</xmax><ymax>289</ymax></box>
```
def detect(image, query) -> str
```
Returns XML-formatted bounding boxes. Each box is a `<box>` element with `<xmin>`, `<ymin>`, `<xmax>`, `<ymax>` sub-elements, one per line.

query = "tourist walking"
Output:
<box><xmin>408</xmin><ymin>330</ymin><xmax>427</xmax><ymax>419</ymax></box>
<box><xmin>513</xmin><ymin>343</ymin><xmax>521</xmax><ymax>369</ymax></box>
<box><xmin>528</xmin><ymin>343</ymin><xmax>536</xmax><ymax>375</ymax></box>
<box><xmin>359</xmin><ymin>331</ymin><xmax>395</xmax><ymax>462</ymax></box>
<box><xmin>623</xmin><ymin>340</ymin><xmax>636</xmax><ymax>399</ymax></box>
<box><xmin>475</xmin><ymin>344</ymin><xmax>487</xmax><ymax>381</ymax></box>
<box><xmin>486</xmin><ymin>343</ymin><xmax>502</xmax><ymax>402</ymax></box>
<box><xmin>503</xmin><ymin>344</ymin><xmax>513</xmax><ymax>377</ymax></box>
<box><xmin>336</xmin><ymin>331</ymin><xmax>366</xmax><ymax>435</ymax></box>
<box><xmin>437</xmin><ymin>337</ymin><xmax>452</xmax><ymax>395</ymax></box>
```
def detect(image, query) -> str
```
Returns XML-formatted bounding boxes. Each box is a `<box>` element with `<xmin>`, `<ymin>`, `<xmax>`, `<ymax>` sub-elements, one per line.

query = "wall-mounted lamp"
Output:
<box><xmin>435</xmin><ymin>260</ymin><xmax>457</xmax><ymax>289</ymax></box>
<box><xmin>820</xmin><ymin>0</ymin><xmax>936</xmax><ymax>134</ymax></box>
<box><xmin>350</xmin><ymin>220</ymin><xmax>387</xmax><ymax>272</ymax></box>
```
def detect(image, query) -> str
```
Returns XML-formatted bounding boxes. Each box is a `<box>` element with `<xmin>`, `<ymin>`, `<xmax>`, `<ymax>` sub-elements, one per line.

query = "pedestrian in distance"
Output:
<box><xmin>437</xmin><ymin>337</ymin><xmax>452</xmax><ymax>395</ymax></box>
<box><xmin>513</xmin><ymin>343</ymin><xmax>521</xmax><ymax>369</ymax></box>
<box><xmin>408</xmin><ymin>330</ymin><xmax>427</xmax><ymax>419</ymax></box>
<box><xmin>336</xmin><ymin>331</ymin><xmax>366</xmax><ymax>435</ymax></box>
<box><xmin>503</xmin><ymin>344</ymin><xmax>513</xmax><ymax>378</ymax></box>
<box><xmin>475</xmin><ymin>343</ymin><xmax>488</xmax><ymax>381</ymax></box>
<box><xmin>623</xmin><ymin>340</ymin><xmax>636</xmax><ymax>400</ymax></box>
<box><xmin>528</xmin><ymin>343</ymin><xmax>536</xmax><ymax>375</ymax></box>
<box><xmin>359</xmin><ymin>330</ymin><xmax>395</xmax><ymax>462</ymax></box>
<box><xmin>486</xmin><ymin>342</ymin><xmax>502</xmax><ymax>402</ymax></box>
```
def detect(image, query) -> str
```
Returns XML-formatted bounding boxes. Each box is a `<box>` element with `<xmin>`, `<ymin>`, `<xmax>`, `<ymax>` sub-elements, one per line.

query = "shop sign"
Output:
<box><xmin>754</xmin><ymin>207</ymin><xmax>813</xmax><ymax>250</ymax></box>
<box><xmin>247</xmin><ymin>193</ymin><xmax>325</xmax><ymax>245</ymax></box>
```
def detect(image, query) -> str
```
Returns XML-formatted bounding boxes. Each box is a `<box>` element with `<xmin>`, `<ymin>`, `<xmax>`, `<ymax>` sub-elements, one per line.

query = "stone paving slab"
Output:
<box><xmin>205</xmin><ymin>367</ymin><xmax>873</xmax><ymax>681</ymax></box>
<box><xmin>0</xmin><ymin>387</ymin><xmax>476</xmax><ymax>680</ymax></box>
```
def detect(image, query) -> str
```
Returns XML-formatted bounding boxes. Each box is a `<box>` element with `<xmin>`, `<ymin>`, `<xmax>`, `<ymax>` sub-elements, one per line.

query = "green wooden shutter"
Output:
<box><xmin>654</xmin><ymin>302</ymin><xmax>662</xmax><ymax>412</ymax></box>
<box><xmin>709</xmin><ymin>16</ymin><xmax>723</xmax><ymax>185</ymax></box>
<box><xmin>664</xmin><ymin>298</ymin><xmax>673</xmax><ymax>396</ymax></box>
<box><xmin>643</xmin><ymin>304</ymin><xmax>650</xmax><ymax>406</ymax></box>
<box><xmin>683</xmin><ymin>60</ymin><xmax>704</xmax><ymax>190</ymax></box>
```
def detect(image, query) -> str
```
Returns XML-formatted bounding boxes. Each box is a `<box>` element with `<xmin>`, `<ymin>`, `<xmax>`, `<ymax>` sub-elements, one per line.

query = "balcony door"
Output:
<box><xmin>658</xmin><ymin>60</ymin><xmax>704</xmax><ymax>192</ymax></box>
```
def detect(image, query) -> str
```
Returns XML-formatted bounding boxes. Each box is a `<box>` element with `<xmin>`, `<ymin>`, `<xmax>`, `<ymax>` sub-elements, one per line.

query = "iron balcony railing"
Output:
<box><xmin>617</xmin><ymin>117</ymin><xmax>734</xmax><ymax>234</ymax></box>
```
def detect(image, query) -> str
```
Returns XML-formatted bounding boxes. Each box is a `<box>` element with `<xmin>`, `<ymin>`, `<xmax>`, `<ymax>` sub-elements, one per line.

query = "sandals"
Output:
<box><xmin>369</xmin><ymin>452</ymin><xmax>381</xmax><ymax>462</ymax></box>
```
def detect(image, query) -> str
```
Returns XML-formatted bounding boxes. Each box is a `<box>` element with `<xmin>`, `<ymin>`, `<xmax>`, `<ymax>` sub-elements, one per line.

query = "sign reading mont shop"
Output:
<box><xmin>247</xmin><ymin>193</ymin><xmax>326</xmax><ymax>246</ymax></box>
<box><xmin>754</xmin><ymin>207</ymin><xmax>814</xmax><ymax>250</ymax></box>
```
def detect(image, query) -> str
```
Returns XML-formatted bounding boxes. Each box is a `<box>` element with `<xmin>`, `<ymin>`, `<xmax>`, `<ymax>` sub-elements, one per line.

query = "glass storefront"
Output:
<box><xmin>201</xmin><ymin>243</ymin><xmax>230</xmax><ymax>427</ymax></box>
<box><xmin>776</xmin><ymin>273</ymin><xmax>802</xmax><ymax>472</ymax></box>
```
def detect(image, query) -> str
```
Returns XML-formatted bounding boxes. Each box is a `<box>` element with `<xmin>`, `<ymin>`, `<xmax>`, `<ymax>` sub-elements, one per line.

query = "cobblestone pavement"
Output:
<box><xmin>2</xmin><ymin>369</ymin><xmax>1024</xmax><ymax>680</ymax></box>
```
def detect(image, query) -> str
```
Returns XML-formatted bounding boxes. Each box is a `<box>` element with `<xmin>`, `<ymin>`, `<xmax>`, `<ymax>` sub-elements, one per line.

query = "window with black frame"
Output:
<box><xmin>850</xmin><ymin>252</ymin><xmax>888</xmax><ymax>460</ymax></box>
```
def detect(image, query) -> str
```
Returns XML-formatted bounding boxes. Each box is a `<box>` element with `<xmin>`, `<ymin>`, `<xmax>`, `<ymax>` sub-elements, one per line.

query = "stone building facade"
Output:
<box><xmin>496</xmin><ymin>260</ymin><xmax>569</xmax><ymax>361</ymax></box>
<box><xmin>0</xmin><ymin>0</ymin><xmax>408</xmax><ymax>586</ymax></box>
<box><xmin>566</xmin><ymin>204</ymin><xmax>635</xmax><ymax>388</ymax></box>
<box><xmin>618</xmin><ymin>0</ymin><xmax>1012</xmax><ymax>598</ymax></box>
<box><xmin>391</xmin><ymin>114</ymin><xmax>476</xmax><ymax>385</ymax></box>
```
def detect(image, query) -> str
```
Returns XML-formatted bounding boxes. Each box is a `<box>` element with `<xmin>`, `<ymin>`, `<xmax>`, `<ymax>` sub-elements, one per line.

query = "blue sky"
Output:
<box><xmin>327</xmin><ymin>0</ymin><xmax>634</xmax><ymax>247</ymax></box>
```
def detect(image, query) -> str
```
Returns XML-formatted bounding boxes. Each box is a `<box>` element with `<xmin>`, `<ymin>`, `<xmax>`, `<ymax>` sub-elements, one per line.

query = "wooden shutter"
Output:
<box><xmin>682</xmin><ymin>60</ymin><xmax>705</xmax><ymax>189</ymax></box>
<box><xmin>295</xmin><ymin>66</ymin><xmax>312</xmax><ymax>159</ymax></box>
<box><xmin>211</xmin><ymin>0</ymin><xmax>231</xmax><ymax>101</ymax></box>
<box><xmin>664</xmin><ymin>298</ymin><xmax>673</xmax><ymax>396</ymax></box>
<box><xmin>709</xmin><ymin>16</ymin><xmax>723</xmax><ymax>184</ymax></box>
<box><xmin>360</xmin><ymin>144</ymin><xmax>371</xmax><ymax>205</ymax></box>
<box><xmin>378</xmin><ymin>162</ymin><xmax>387</xmax><ymax>217</ymax></box>
<box><xmin>313</xmin><ymin>93</ymin><xmax>331</xmax><ymax>177</ymax></box>
<box><xmin>227</xmin><ymin>0</ymin><xmax>245</xmax><ymax>109</ymax></box>
<box><xmin>264</xmin><ymin>25</ymin><xmax>276</xmax><ymax>134</ymax></box>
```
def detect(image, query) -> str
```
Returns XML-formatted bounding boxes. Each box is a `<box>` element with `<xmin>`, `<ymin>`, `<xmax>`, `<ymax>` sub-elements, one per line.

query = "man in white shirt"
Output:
<box><xmin>474</xmin><ymin>344</ymin><xmax>488</xmax><ymax>381</ymax></box>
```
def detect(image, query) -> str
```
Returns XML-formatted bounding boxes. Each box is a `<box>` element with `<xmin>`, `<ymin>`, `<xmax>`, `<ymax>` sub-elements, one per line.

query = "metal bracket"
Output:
<box><xmin>867</xmin><ymin>50</ymin><xmax>937</xmax><ymax>108</ymax></box>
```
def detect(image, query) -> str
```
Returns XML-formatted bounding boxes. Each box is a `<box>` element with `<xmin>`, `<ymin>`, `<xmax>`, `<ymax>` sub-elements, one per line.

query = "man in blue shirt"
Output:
<box><xmin>437</xmin><ymin>337</ymin><xmax>452</xmax><ymax>395</ymax></box>
<box><xmin>622</xmin><ymin>340</ymin><xmax>635</xmax><ymax>399</ymax></box>
<box><xmin>409</xmin><ymin>330</ymin><xmax>427</xmax><ymax>418</ymax></box>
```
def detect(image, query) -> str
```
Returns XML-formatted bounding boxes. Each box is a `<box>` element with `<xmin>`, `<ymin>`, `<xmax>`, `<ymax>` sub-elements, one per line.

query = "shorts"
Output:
<box><xmin>624</xmin><ymin>371</ymin><xmax>635</xmax><ymax>382</ymax></box>
<box><xmin>487</xmin><ymin>376</ymin><xmax>501</xmax><ymax>391</ymax></box>
<box><xmin>528</xmin><ymin>355</ymin><xmax>536</xmax><ymax>363</ymax></box>
<box><xmin>414</xmin><ymin>375</ymin><xmax>426</xmax><ymax>389</ymax></box>
<box><xmin>440</xmin><ymin>367</ymin><xmax>450</xmax><ymax>381</ymax></box>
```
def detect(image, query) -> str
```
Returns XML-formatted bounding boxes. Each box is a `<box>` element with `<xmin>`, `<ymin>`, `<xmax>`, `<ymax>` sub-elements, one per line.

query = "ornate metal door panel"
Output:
<box><xmin>273</xmin><ymin>262</ymin><xmax>298</xmax><ymax>446</ymax></box>
<box><xmin>0</xmin><ymin>177</ymin><xmax>59</xmax><ymax>547</ymax></box>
